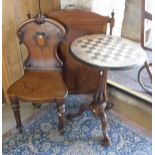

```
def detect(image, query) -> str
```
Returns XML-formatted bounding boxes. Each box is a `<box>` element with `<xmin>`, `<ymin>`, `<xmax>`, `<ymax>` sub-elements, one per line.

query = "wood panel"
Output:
<box><xmin>29</xmin><ymin>0</ymin><xmax>39</xmax><ymax>17</ymax></box>
<box><xmin>2</xmin><ymin>0</ymin><xmax>60</xmax><ymax>103</ymax></box>
<box><xmin>40</xmin><ymin>0</ymin><xmax>60</xmax><ymax>13</ymax></box>
<box><xmin>2</xmin><ymin>56</ymin><xmax>11</xmax><ymax>104</ymax></box>
<box><xmin>2</xmin><ymin>0</ymin><xmax>23</xmax><ymax>85</ymax></box>
<box><xmin>13</xmin><ymin>0</ymin><xmax>30</xmax><ymax>66</ymax></box>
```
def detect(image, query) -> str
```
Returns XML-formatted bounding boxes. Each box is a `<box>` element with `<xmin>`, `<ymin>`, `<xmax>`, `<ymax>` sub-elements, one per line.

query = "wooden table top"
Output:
<box><xmin>70</xmin><ymin>34</ymin><xmax>147</xmax><ymax>70</ymax></box>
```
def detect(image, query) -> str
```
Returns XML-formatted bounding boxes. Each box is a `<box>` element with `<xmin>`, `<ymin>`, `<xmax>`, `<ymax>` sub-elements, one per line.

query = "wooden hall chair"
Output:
<box><xmin>7</xmin><ymin>14</ymin><xmax>68</xmax><ymax>133</ymax></box>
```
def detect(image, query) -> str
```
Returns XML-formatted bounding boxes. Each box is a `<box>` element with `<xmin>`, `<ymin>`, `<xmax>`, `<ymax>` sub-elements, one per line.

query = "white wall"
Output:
<box><xmin>60</xmin><ymin>0</ymin><xmax>125</xmax><ymax>36</ymax></box>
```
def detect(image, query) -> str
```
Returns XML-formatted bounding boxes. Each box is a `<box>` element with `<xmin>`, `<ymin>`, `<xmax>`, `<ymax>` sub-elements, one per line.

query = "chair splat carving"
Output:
<box><xmin>33</xmin><ymin>31</ymin><xmax>49</xmax><ymax>48</ymax></box>
<box><xmin>17</xmin><ymin>17</ymin><xmax>66</xmax><ymax>69</ymax></box>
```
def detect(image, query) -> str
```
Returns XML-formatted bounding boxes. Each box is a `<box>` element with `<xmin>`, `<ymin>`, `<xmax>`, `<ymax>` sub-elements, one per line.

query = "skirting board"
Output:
<box><xmin>107</xmin><ymin>79</ymin><xmax>152</xmax><ymax>103</ymax></box>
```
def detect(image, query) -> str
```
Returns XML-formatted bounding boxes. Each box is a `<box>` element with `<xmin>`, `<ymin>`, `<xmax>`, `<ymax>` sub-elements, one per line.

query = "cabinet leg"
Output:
<box><xmin>56</xmin><ymin>100</ymin><xmax>65</xmax><ymax>134</ymax></box>
<box><xmin>10</xmin><ymin>97</ymin><xmax>22</xmax><ymax>133</ymax></box>
<box><xmin>66</xmin><ymin>104</ymin><xmax>90</xmax><ymax>120</ymax></box>
<box><xmin>32</xmin><ymin>103</ymin><xmax>42</xmax><ymax>108</ymax></box>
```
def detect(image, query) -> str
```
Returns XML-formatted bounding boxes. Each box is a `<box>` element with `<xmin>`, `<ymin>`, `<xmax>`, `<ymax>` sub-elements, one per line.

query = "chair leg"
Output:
<box><xmin>10</xmin><ymin>97</ymin><xmax>22</xmax><ymax>133</ymax></box>
<box><xmin>32</xmin><ymin>103</ymin><xmax>42</xmax><ymax>108</ymax></box>
<box><xmin>56</xmin><ymin>100</ymin><xmax>65</xmax><ymax>134</ymax></box>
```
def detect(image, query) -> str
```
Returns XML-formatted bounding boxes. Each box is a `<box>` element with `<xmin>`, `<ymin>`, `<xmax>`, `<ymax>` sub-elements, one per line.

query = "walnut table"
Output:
<box><xmin>69</xmin><ymin>34</ymin><xmax>147</xmax><ymax>146</ymax></box>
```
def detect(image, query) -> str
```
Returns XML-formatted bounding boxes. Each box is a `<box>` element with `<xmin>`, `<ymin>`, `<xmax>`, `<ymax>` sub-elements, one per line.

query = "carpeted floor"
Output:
<box><xmin>2</xmin><ymin>96</ymin><xmax>152</xmax><ymax>155</ymax></box>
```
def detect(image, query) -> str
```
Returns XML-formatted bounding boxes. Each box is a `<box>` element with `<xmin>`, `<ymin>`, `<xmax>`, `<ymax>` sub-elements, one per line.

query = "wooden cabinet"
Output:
<box><xmin>2</xmin><ymin>0</ymin><xmax>60</xmax><ymax>103</ymax></box>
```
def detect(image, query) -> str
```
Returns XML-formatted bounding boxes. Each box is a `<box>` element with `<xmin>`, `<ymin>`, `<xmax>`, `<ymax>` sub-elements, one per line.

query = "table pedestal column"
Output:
<box><xmin>67</xmin><ymin>70</ymin><xmax>111</xmax><ymax>146</ymax></box>
<box><xmin>92</xmin><ymin>70</ymin><xmax>111</xmax><ymax>146</ymax></box>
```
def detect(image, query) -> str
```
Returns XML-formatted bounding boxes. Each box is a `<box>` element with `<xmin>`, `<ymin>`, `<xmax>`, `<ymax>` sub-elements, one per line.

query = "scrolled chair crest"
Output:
<box><xmin>35</xmin><ymin>13</ymin><xmax>46</xmax><ymax>24</ymax></box>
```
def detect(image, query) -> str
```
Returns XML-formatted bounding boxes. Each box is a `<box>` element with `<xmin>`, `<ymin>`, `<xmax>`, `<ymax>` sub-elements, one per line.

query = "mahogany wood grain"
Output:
<box><xmin>47</xmin><ymin>10</ymin><xmax>114</xmax><ymax>94</ymax></box>
<box><xmin>8</xmin><ymin>71</ymin><xmax>67</xmax><ymax>103</ymax></box>
<box><xmin>8</xmin><ymin>15</ymin><xmax>68</xmax><ymax>133</ymax></box>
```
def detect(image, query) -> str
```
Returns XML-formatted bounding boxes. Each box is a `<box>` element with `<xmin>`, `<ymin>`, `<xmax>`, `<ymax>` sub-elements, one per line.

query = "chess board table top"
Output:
<box><xmin>70</xmin><ymin>34</ymin><xmax>147</xmax><ymax>70</ymax></box>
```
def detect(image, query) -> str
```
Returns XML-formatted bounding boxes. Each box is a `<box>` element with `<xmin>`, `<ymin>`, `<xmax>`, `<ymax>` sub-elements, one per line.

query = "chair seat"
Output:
<box><xmin>8</xmin><ymin>71</ymin><xmax>68</xmax><ymax>102</ymax></box>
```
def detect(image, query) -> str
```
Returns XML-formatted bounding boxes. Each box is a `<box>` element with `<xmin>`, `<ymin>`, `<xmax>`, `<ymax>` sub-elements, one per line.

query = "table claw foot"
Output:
<box><xmin>102</xmin><ymin>134</ymin><xmax>111</xmax><ymax>146</ymax></box>
<box><xmin>105</xmin><ymin>102</ymin><xmax>113</xmax><ymax>111</ymax></box>
<box><xmin>99</xmin><ymin>102</ymin><xmax>111</xmax><ymax>146</ymax></box>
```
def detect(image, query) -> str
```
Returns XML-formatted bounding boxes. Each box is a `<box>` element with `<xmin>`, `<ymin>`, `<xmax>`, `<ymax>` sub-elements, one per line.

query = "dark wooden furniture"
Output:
<box><xmin>47</xmin><ymin>10</ymin><xmax>114</xmax><ymax>146</ymax></box>
<box><xmin>47</xmin><ymin>10</ymin><xmax>114</xmax><ymax>96</ymax></box>
<box><xmin>7</xmin><ymin>14</ymin><xmax>68</xmax><ymax>133</ymax></box>
<box><xmin>70</xmin><ymin>34</ymin><xmax>146</xmax><ymax>146</ymax></box>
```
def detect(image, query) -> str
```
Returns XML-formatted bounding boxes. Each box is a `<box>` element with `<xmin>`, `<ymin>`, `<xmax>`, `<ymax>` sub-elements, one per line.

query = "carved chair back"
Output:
<box><xmin>17</xmin><ymin>16</ymin><xmax>66</xmax><ymax>70</ymax></box>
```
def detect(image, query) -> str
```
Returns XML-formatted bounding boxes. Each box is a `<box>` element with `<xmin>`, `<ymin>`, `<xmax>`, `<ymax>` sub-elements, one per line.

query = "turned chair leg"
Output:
<box><xmin>56</xmin><ymin>100</ymin><xmax>65</xmax><ymax>134</ymax></box>
<box><xmin>10</xmin><ymin>97</ymin><xmax>22</xmax><ymax>133</ymax></box>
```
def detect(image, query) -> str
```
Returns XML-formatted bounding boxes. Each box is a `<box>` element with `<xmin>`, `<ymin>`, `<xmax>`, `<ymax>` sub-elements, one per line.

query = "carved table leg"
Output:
<box><xmin>93</xmin><ymin>70</ymin><xmax>113</xmax><ymax>111</ymax></box>
<box><xmin>99</xmin><ymin>102</ymin><xmax>111</xmax><ymax>146</ymax></box>
<box><xmin>56</xmin><ymin>100</ymin><xmax>65</xmax><ymax>134</ymax></box>
<box><xmin>93</xmin><ymin>70</ymin><xmax>111</xmax><ymax>146</ymax></box>
<box><xmin>10</xmin><ymin>97</ymin><xmax>22</xmax><ymax>132</ymax></box>
<box><xmin>66</xmin><ymin>70</ymin><xmax>111</xmax><ymax>146</ymax></box>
